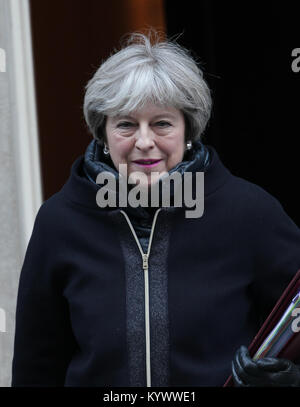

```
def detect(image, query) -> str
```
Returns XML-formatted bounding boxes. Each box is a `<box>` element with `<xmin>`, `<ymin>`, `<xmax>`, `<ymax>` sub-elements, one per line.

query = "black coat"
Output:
<box><xmin>11</xmin><ymin>142</ymin><xmax>300</xmax><ymax>386</ymax></box>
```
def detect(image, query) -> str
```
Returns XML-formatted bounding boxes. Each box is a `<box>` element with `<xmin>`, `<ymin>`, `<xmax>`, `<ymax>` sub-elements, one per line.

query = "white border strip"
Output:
<box><xmin>9</xmin><ymin>0</ymin><xmax>43</xmax><ymax>257</ymax></box>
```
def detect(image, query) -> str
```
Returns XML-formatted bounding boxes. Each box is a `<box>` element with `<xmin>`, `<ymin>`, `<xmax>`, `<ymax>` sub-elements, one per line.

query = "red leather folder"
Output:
<box><xmin>224</xmin><ymin>269</ymin><xmax>300</xmax><ymax>386</ymax></box>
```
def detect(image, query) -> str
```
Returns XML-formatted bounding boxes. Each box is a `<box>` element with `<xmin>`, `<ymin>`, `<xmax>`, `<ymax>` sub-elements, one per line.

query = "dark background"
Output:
<box><xmin>165</xmin><ymin>1</ymin><xmax>300</xmax><ymax>227</ymax></box>
<box><xmin>29</xmin><ymin>0</ymin><xmax>300</xmax><ymax>226</ymax></box>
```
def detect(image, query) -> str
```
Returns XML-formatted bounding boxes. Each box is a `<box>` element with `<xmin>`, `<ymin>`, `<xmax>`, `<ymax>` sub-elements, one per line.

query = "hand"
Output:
<box><xmin>232</xmin><ymin>345</ymin><xmax>300</xmax><ymax>387</ymax></box>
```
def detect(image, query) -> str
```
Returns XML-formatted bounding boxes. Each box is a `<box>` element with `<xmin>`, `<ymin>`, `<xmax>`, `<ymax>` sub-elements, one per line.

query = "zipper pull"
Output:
<box><xmin>142</xmin><ymin>254</ymin><xmax>149</xmax><ymax>270</ymax></box>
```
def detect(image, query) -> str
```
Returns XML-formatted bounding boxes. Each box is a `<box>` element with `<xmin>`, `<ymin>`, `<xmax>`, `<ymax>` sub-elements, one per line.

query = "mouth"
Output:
<box><xmin>132</xmin><ymin>159</ymin><xmax>162</xmax><ymax>168</ymax></box>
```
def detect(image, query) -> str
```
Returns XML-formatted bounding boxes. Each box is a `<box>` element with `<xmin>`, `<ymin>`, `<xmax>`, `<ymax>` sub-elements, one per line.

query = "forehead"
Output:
<box><xmin>109</xmin><ymin>103</ymin><xmax>182</xmax><ymax>121</ymax></box>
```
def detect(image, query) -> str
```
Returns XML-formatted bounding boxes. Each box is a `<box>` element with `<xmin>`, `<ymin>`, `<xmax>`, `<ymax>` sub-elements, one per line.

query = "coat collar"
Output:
<box><xmin>60</xmin><ymin>140</ymin><xmax>232</xmax><ymax>212</ymax></box>
<box><xmin>82</xmin><ymin>138</ymin><xmax>211</xmax><ymax>184</ymax></box>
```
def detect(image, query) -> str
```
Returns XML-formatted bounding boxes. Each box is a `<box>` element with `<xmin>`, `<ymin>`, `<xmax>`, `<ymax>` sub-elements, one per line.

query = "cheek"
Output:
<box><xmin>162</xmin><ymin>139</ymin><xmax>185</xmax><ymax>169</ymax></box>
<box><xmin>171</xmin><ymin>149</ymin><xmax>185</xmax><ymax>165</ymax></box>
<box><xmin>110</xmin><ymin>137</ymin><xmax>134</xmax><ymax>160</ymax></box>
<box><xmin>165</xmin><ymin>138</ymin><xmax>185</xmax><ymax>158</ymax></box>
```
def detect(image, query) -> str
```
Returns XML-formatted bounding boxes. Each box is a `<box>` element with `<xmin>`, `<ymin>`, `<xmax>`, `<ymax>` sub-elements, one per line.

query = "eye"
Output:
<box><xmin>117</xmin><ymin>121</ymin><xmax>135</xmax><ymax>129</ymax></box>
<box><xmin>155</xmin><ymin>121</ymin><xmax>171</xmax><ymax>128</ymax></box>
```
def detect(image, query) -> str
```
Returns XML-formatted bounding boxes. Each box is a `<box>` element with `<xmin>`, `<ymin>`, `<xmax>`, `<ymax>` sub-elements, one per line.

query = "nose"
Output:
<box><xmin>134</xmin><ymin>124</ymin><xmax>155</xmax><ymax>150</ymax></box>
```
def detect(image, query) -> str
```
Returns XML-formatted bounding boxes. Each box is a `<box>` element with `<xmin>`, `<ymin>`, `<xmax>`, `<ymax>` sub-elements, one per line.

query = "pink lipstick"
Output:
<box><xmin>133</xmin><ymin>159</ymin><xmax>162</xmax><ymax>168</ymax></box>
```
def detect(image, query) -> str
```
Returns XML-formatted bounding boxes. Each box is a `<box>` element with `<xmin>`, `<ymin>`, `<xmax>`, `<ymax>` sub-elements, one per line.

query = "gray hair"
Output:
<box><xmin>83</xmin><ymin>31</ymin><xmax>212</xmax><ymax>145</ymax></box>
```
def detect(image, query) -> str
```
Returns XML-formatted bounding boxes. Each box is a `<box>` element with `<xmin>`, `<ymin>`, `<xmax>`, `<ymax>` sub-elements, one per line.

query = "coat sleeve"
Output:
<box><xmin>11</xmin><ymin>204</ymin><xmax>78</xmax><ymax>386</ymax></box>
<box><xmin>251</xmin><ymin>190</ymin><xmax>300</xmax><ymax>321</ymax></box>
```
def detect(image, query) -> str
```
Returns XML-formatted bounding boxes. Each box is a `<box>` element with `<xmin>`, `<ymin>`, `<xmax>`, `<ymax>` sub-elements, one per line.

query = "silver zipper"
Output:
<box><xmin>120</xmin><ymin>208</ymin><xmax>162</xmax><ymax>387</ymax></box>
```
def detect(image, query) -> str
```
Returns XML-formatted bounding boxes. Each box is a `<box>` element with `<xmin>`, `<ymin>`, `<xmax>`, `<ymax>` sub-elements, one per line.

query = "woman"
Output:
<box><xmin>11</xmin><ymin>32</ymin><xmax>300</xmax><ymax>387</ymax></box>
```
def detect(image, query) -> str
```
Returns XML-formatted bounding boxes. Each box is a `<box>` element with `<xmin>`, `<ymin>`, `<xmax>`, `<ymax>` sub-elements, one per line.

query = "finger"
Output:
<box><xmin>237</xmin><ymin>346</ymin><xmax>276</xmax><ymax>386</ymax></box>
<box><xmin>256</xmin><ymin>357</ymin><xmax>290</xmax><ymax>372</ymax></box>
<box><xmin>232</xmin><ymin>348</ymin><xmax>250</xmax><ymax>385</ymax></box>
<box><xmin>238</xmin><ymin>346</ymin><xmax>263</xmax><ymax>377</ymax></box>
<box><xmin>232</xmin><ymin>346</ymin><xmax>262</xmax><ymax>385</ymax></box>
<box><xmin>231</xmin><ymin>361</ymin><xmax>247</xmax><ymax>387</ymax></box>
<box><xmin>255</xmin><ymin>358</ymin><xmax>300</xmax><ymax>386</ymax></box>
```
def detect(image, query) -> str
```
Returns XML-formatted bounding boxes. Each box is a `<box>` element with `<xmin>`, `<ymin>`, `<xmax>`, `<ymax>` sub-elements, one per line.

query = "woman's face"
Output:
<box><xmin>105</xmin><ymin>103</ymin><xmax>186</xmax><ymax>187</ymax></box>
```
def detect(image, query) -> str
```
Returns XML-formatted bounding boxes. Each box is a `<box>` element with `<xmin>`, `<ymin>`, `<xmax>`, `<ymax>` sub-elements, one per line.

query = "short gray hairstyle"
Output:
<box><xmin>83</xmin><ymin>31</ymin><xmax>212</xmax><ymax>145</ymax></box>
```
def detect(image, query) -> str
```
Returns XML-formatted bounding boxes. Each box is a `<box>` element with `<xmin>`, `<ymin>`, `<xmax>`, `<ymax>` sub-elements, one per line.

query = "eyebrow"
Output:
<box><xmin>113</xmin><ymin>112</ymin><xmax>177</xmax><ymax>121</ymax></box>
